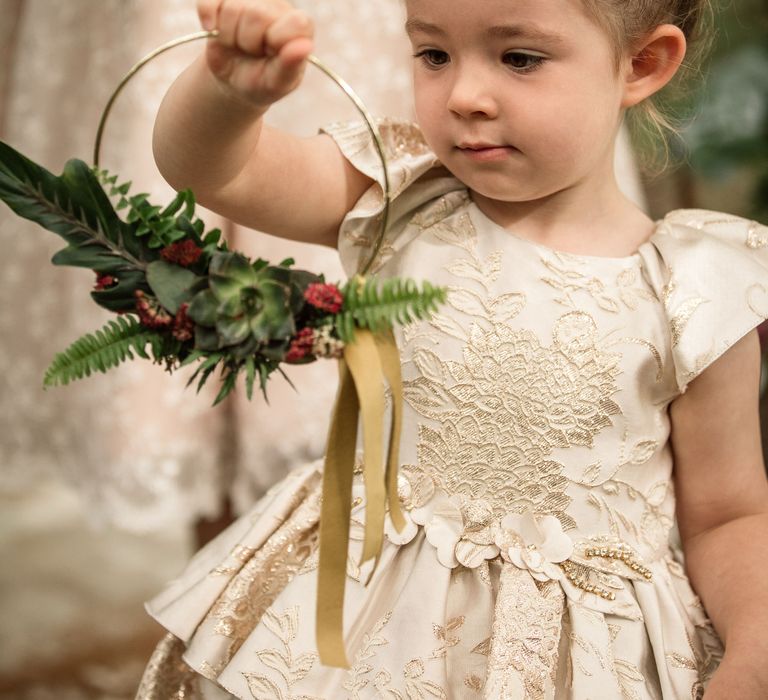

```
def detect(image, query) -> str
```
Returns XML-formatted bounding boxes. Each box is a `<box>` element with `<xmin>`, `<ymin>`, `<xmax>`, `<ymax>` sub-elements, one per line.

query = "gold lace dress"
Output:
<box><xmin>135</xmin><ymin>120</ymin><xmax>768</xmax><ymax>700</ymax></box>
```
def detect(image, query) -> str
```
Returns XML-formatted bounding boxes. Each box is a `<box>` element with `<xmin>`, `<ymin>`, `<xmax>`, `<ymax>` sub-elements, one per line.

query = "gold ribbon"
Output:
<box><xmin>316</xmin><ymin>326</ymin><xmax>406</xmax><ymax>668</ymax></box>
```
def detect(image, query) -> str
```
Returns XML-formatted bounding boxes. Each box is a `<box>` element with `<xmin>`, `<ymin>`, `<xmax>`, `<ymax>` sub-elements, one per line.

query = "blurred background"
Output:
<box><xmin>0</xmin><ymin>0</ymin><xmax>766</xmax><ymax>697</ymax></box>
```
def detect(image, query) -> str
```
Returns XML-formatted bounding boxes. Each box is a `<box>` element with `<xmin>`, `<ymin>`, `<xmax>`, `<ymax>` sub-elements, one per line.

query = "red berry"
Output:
<box><xmin>160</xmin><ymin>239</ymin><xmax>203</xmax><ymax>267</ymax></box>
<box><xmin>304</xmin><ymin>283</ymin><xmax>343</xmax><ymax>314</ymax></box>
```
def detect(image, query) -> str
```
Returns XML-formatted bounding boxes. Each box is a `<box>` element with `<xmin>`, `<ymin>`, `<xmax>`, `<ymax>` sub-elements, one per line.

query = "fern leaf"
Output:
<box><xmin>335</xmin><ymin>277</ymin><xmax>447</xmax><ymax>342</ymax></box>
<box><xmin>43</xmin><ymin>316</ymin><xmax>155</xmax><ymax>387</ymax></box>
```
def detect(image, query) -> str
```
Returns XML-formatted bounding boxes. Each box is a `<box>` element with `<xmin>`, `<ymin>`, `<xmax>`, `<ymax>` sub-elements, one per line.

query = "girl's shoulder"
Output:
<box><xmin>653</xmin><ymin>208</ymin><xmax>767</xmax><ymax>249</ymax></box>
<box><xmin>320</xmin><ymin>118</ymin><xmax>465</xmax><ymax>276</ymax></box>
<box><xmin>321</xmin><ymin>117</ymin><xmax>434</xmax><ymax>172</ymax></box>
<box><xmin>645</xmin><ymin>208</ymin><xmax>768</xmax><ymax>393</ymax></box>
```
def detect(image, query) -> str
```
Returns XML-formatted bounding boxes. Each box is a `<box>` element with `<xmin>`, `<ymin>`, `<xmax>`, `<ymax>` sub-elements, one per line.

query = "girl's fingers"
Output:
<box><xmin>215</xmin><ymin>0</ymin><xmax>244</xmax><ymax>49</ymax></box>
<box><xmin>277</xmin><ymin>36</ymin><xmax>314</xmax><ymax>66</ymax></box>
<box><xmin>263</xmin><ymin>9</ymin><xmax>314</xmax><ymax>58</ymax></box>
<box><xmin>196</xmin><ymin>0</ymin><xmax>220</xmax><ymax>31</ymax></box>
<box><xmin>198</xmin><ymin>0</ymin><xmax>314</xmax><ymax>105</ymax></box>
<box><xmin>235</xmin><ymin>5</ymin><xmax>272</xmax><ymax>56</ymax></box>
<box><xmin>262</xmin><ymin>37</ymin><xmax>312</xmax><ymax>94</ymax></box>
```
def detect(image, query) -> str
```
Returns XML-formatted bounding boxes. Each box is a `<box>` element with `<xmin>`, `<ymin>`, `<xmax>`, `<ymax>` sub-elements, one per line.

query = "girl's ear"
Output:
<box><xmin>621</xmin><ymin>24</ymin><xmax>687</xmax><ymax>108</ymax></box>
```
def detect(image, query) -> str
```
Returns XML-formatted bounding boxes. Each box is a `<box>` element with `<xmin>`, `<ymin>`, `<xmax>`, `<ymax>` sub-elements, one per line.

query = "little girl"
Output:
<box><xmin>136</xmin><ymin>0</ymin><xmax>768</xmax><ymax>697</ymax></box>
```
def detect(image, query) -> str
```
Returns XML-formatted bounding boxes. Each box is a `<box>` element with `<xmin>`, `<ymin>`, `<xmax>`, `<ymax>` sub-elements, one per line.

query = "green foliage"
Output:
<box><xmin>95</xmin><ymin>168</ymin><xmax>226</xmax><ymax>256</ymax></box>
<box><xmin>335</xmin><ymin>277</ymin><xmax>447</xmax><ymax>343</ymax></box>
<box><xmin>146</xmin><ymin>259</ymin><xmax>205</xmax><ymax>314</ymax></box>
<box><xmin>180</xmin><ymin>349</ymin><xmax>279</xmax><ymax>405</ymax></box>
<box><xmin>0</xmin><ymin>142</ymin><xmax>153</xmax><ymax>312</ymax></box>
<box><xmin>43</xmin><ymin>315</ymin><xmax>157</xmax><ymax>387</ymax></box>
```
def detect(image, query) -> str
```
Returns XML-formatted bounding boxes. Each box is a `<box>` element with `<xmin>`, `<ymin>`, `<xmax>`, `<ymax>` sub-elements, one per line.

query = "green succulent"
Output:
<box><xmin>187</xmin><ymin>251</ymin><xmax>316</xmax><ymax>357</ymax></box>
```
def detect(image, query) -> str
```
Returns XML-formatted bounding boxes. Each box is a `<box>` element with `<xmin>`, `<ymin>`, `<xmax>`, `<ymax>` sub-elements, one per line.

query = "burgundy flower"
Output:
<box><xmin>160</xmin><ymin>239</ymin><xmax>203</xmax><ymax>267</ymax></box>
<box><xmin>94</xmin><ymin>272</ymin><xmax>117</xmax><ymax>290</ymax></box>
<box><xmin>172</xmin><ymin>303</ymin><xmax>195</xmax><ymax>342</ymax></box>
<box><xmin>285</xmin><ymin>327</ymin><xmax>316</xmax><ymax>363</ymax></box>
<box><xmin>304</xmin><ymin>283</ymin><xmax>343</xmax><ymax>314</ymax></box>
<box><xmin>134</xmin><ymin>290</ymin><xmax>173</xmax><ymax>329</ymax></box>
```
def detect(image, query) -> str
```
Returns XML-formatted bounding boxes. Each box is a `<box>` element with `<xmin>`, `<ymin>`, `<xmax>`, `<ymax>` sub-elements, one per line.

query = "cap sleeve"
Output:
<box><xmin>649</xmin><ymin>209</ymin><xmax>768</xmax><ymax>394</ymax></box>
<box><xmin>319</xmin><ymin>117</ymin><xmax>463</xmax><ymax>277</ymax></box>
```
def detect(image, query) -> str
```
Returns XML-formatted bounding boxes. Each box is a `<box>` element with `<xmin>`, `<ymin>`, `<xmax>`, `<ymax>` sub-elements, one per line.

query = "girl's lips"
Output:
<box><xmin>458</xmin><ymin>145</ymin><xmax>515</xmax><ymax>162</ymax></box>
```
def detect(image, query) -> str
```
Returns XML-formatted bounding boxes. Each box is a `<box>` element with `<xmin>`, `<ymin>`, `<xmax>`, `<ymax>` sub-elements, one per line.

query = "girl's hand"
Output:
<box><xmin>703</xmin><ymin>655</ymin><xmax>768</xmax><ymax>699</ymax></box>
<box><xmin>196</xmin><ymin>0</ymin><xmax>314</xmax><ymax>110</ymax></box>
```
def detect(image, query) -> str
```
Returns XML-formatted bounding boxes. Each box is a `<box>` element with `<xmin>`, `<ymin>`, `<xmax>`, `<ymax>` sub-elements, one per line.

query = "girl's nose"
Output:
<box><xmin>446</xmin><ymin>70</ymin><xmax>498</xmax><ymax>119</ymax></box>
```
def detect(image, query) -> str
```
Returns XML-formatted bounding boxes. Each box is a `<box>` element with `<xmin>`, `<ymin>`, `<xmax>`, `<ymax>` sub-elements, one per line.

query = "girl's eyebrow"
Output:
<box><xmin>404</xmin><ymin>18</ymin><xmax>565</xmax><ymax>46</ymax></box>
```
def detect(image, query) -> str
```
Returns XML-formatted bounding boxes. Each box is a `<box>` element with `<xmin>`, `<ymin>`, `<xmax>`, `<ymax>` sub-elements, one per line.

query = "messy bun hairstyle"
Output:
<box><xmin>582</xmin><ymin>0</ymin><xmax>716</xmax><ymax>169</ymax></box>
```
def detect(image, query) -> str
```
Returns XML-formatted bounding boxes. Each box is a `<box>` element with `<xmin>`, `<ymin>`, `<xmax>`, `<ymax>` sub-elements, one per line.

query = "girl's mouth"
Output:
<box><xmin>458</xmin><ymin>145</ymin><xmax>515</xmax><ymax>162</ymax></box>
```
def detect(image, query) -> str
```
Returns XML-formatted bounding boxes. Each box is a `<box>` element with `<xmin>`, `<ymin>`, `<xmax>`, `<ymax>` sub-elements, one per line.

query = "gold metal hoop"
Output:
<box><xmin>93</xmin><ymin>29</ymin><xmax>390</xmax><ymax>276</ymax></box>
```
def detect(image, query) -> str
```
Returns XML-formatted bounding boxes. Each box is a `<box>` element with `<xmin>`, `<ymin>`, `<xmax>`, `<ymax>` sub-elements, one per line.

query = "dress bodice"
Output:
<box><xmin>324</xmin><ymin>118</ymin><xmax>768</xmax><ymax>612</ymax></box>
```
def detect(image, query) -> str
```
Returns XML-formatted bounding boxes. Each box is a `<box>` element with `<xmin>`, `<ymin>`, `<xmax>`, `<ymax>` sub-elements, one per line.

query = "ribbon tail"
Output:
<box><xmin>315</xmin><ymin>326</ymin><xmax>403</xmax><ymax>664</ymax></box>
<box><xmin>377</xmin><ymin>327</ymin><xmax>406</xmax><ymax>533</ymax></box>
<box><xmin>344</xmin><ymin>329</ymin><xmax>387</xmax><ymax>567</ymax></box>
<box><xmin>316</xmin><ymin>358</ymin><xmax>359</xmax><ymax>669</ymax></box>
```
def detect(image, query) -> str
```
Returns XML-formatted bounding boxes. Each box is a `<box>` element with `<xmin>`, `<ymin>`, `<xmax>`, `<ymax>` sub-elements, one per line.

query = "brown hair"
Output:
<box><xmin>582</xmin><ymin>0</ymin><xmax>716</xmax><ymax>170</ymax></box>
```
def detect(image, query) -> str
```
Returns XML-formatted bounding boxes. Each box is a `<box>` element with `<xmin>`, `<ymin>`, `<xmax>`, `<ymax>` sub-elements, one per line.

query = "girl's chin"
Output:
<box><xmin>467</xmin><ymin>184</ymin><xmax>561</xmax><ymax>206</ymax></box>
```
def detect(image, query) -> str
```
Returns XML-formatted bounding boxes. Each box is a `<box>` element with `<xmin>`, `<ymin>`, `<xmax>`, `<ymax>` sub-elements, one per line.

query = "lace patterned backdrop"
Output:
<box><xmin>0</xmin><ymin>0</ymin><xmax>416</xmax><ymax>534</ymax></box>
<box><xmin>0</xmin><ymin>0</ymin><xmax>645</xmax><ymax>534</ymax></box>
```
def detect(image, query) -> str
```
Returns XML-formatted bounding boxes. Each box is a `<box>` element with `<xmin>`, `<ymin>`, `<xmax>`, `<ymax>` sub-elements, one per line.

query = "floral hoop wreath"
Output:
<box><xmin>0</xmin><ymin>30</ymin><xmax>447</xmax><ymax>669</ymax></box>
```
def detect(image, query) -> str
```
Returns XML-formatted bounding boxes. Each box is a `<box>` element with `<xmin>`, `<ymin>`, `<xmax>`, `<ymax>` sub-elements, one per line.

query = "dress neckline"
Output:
<box><xmin>467</xmin><ymin>198</ymin><xmax>662</xmax><ymax>264</ymax></box>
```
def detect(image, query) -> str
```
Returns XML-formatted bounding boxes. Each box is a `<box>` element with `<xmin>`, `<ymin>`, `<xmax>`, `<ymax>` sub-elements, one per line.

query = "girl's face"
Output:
<box><xmin>405</xmin><ymin>0</ymin><xmax>626</xmax><ymax>204</ymax></box>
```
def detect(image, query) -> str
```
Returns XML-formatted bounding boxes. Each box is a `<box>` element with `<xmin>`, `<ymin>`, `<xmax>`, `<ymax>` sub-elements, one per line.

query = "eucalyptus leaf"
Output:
<box><xmin>146</xmin><ymin>259</ymin><xmax>201</xmax><ymax>314</ymax></box>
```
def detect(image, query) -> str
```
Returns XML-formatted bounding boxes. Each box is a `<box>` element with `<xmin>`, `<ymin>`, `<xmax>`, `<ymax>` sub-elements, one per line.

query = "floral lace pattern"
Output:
<box><xmin>241</xmin><ymin>607</ymin><xmax>323</xmax><ymax>700</ymax></box>
<box><xmin>486</xmin><ymin>566</ymin><xmax>564</xmax><ymax>698</ymax></box>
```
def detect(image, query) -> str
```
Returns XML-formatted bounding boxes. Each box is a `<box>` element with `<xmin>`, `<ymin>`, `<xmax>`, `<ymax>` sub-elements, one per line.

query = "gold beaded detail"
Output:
<box><xmin>559</xmin><ymin>560</ymin><xmax>616</xmax><ymax>601</ymax></box>
<box><xmin>584</xmin><ymin>544</ymin><xmax>653</xmax><ymax>581</ymax></box>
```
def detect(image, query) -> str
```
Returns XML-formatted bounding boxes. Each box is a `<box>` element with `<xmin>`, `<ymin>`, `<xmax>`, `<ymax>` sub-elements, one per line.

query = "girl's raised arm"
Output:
<box><xmin>152</xmin><ymin>0</ymin><xmax>374</xmax><ymax>249</ymax></box>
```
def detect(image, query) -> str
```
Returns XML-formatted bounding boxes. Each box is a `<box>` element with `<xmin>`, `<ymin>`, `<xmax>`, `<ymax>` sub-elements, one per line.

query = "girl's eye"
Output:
<box><xmin>414</xmin><ymin>49</ymin><xmax>545</xmax><ymax>73</ymax></box>
<box><xmin>413</xmin><ymin>49</ymin><xmax>449</xmax><ymax>69</ymax></box>
<box><xmin>503</xmin><ymin>52</ymin><xmax>546</xmax><ymax>73</ymax></box>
